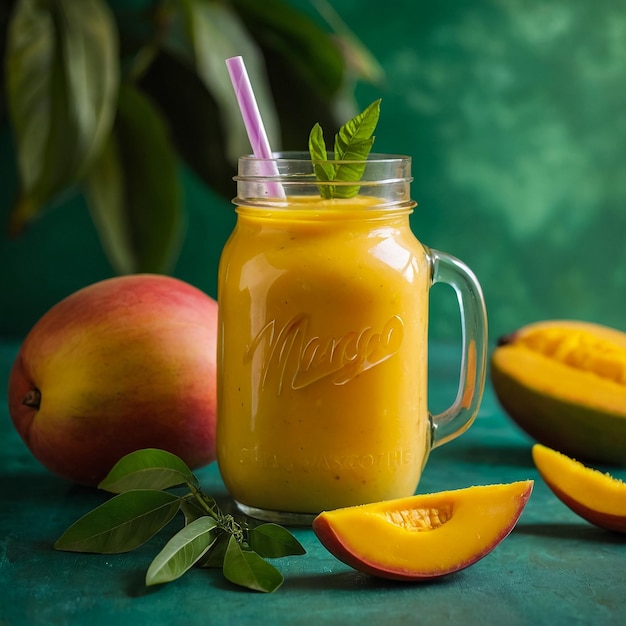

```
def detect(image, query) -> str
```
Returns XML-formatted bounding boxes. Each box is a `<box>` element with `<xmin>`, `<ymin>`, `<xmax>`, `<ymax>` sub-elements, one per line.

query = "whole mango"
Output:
<box><xmin>491</xmin><ymin>320</ymin><xmax>626</xmax><ymax>464</ymax></box>
<box><xmin>8</xmin><ymin>274</ymin><xmax>218</xmax><ymax>485</ymax></box>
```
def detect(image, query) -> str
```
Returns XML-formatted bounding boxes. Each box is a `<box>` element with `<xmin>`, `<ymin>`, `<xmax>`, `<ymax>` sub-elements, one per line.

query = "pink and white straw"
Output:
<box><xmin>226</xmin><ymin>56</ymin><xmax>285</xmax><ymax>198</ymax></box>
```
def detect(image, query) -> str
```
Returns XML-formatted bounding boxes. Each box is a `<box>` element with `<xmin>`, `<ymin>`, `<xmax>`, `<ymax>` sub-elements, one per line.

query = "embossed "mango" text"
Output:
<box><xmin>245</xmin><ymin>314</ymin><xmax>404</xmax><ymax>394</ymax></box>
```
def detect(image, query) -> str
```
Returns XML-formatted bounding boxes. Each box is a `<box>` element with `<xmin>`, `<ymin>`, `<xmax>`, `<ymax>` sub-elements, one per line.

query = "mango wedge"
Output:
<box><xmin>313</xmin><ymin>481</ymin><xmax>533</xmax><ymax>580</ymax></box>
<box><xmin>532</xmin><ymin>443</ymin><xmax>626</xmax><ymax>533</ymax></box>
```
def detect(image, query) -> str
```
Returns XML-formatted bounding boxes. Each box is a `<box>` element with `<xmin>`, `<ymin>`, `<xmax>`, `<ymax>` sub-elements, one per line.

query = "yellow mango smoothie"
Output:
<box><xmin>217</xmin><ymin>195</ymin><xmax>433</xmax><ymax>516</ymax></box>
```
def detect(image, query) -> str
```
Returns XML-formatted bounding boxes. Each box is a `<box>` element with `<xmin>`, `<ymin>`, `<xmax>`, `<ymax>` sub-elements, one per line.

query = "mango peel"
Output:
<box><xmin>312</xmin><ymin>481</ymin><xmax>533</xmax><ymax>581</ymax></box>
<box><xmin>491</xmin><ymin>320</ymin><xmax>626</xmax><ymax>464</ymax></box>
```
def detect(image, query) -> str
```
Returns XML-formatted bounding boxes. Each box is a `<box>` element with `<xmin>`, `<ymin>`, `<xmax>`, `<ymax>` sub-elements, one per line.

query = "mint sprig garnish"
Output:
<box><xmin>54</xmin><ymin>449</ymin><xmax>305</xmax><ymax>593</ymax></box>
<box><xmin>308</xmin><ymin>98</ymin><xmax>381</xmax><ymax>199</ymax></box>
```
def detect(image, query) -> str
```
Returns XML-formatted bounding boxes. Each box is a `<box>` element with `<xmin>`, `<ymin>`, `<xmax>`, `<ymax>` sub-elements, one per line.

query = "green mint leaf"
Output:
<box><xmin>145</xmin><ymin>517</ymin><xmax>219</xmax><ymax>586</ymax></box>
<box><xmin>308</xmin><ymin>99</ymin><xmax>381</xmax><ymax>199</ymax></box>
<box><xmin>222</xmin><ymin>536</ymin><xmax>284</xmax><ymax>593</ymax></box>
<box><xmin>333</xmin><ymin>99</ymin><xmax>381</xmax><ymax>161</ymax></box>
<box><xmin>247</xmin><ymin>524</ymin><xmax>306</xmax><ymax>558</ymax></box>
<box><xmin>332</xmin><ymin>99</ymin><xmax>380</xmax><ymax>198</ymax></box>
<box><xmin>331</xmin><ymin>140</ymin><xmax>375</xmax><ymax>199</ymax></box>
<box><xmin>308</xmin><ymin>123</ymin><xmax>328</xmax><ymax>164</ymax></box>
<box><xmin>98</xmin><ymin>449</ymin><xmax>197</xmax><ymax>494</ymax></box>
<box><xmin>308</xmin><ymin>122</ymin><xmax>335</xmax><ymax>199</ymax></box>
<box><xmin>54</xmin><ymin>490</ymin><xmax>181</xmax><ymax>554</ymax></box>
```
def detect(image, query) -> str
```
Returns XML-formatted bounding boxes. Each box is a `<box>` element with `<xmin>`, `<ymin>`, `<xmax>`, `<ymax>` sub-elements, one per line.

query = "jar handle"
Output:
<box><xmin>427</xmin><ymin>248</ymin><xmax>488</xmax><ymax>449</ymax></box>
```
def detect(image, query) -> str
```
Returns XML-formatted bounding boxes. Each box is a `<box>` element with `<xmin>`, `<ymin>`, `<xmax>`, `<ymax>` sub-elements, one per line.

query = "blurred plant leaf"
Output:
<box><xmin>162</xmin><ymin>0</ymin><xmax>280</xmax><ymax>163</ymax></box>
<box><xmin>310</xmin><ymin>0</ymin><xmax>384</xmax><ymax>85</ymax></box>
<box><xmin>137</xmin><ymin>49</ymin><xmax>235</xmax><ymax>199</ymax></box>
<box><xmin>1</xmin><ymin>0</ymin><xmax>379</xmax><ymax>274</ymax></box>
<box><xmin>85</xmin><ymin>82</ymin><xmax>183</xmax><ymax>274</ymax></box>
<box><xmin>231</xmin><ymin>0</ymin><xmax>343</xmax><ymax>98</ymax></box>
<box><xmin>5</xmin><ymin>0</ymin><xmax>118</xmax><ymax>233</ymax></box>
<box><xmin>83</xmin><ymin>121</ymin><xmax>132</xmax><ymax>273</ymax></box>
<box><xmin>0</xmin><ymin>1</ymin><xmax>18</xmax><ymax>124</ymax></box>
<box><xmin>230</xmin><ymin>0</ymin><xmax>348</xmax><ymax>149</ymax></box>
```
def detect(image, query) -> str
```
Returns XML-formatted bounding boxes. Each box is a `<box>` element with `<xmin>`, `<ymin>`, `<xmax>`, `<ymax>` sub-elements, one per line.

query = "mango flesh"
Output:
<box><xmin>532</xmin><ymin>444</ymin><xmax>626</xmax><ymax>533</ymax></box>
<box><xmin>491</xmin><ymin>320</ymin><xmax>626</xmax><ymax>464</ymax></box>
<box><xmin>312</xmin><ymin>481</ymin><xmax>533</xmax><ymax>581</ymax></box>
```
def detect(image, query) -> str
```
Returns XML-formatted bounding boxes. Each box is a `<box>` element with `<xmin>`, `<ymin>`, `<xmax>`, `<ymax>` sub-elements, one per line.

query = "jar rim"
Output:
<box><xmin>237</xmin><ymin>151</ymin><xmax>411</xmax><ymax>165</ymax></box>
<box><xmin>233</xmin><ymin>152</ymin><xmax>414</xmax><ymax>209</ymax></box>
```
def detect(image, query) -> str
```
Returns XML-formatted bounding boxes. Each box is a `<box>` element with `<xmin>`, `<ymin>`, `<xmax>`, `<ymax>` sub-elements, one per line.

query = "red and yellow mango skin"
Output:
<box><xmin>312</xmin><ymin>481</ymin><xmax>533</xmax><ymax>581</ymax></box>
<box><xmin>8</xmin><ymin>274</ymin><xmax>218</xmax><ymax>486</ymax></box>
<box><xmin>532</xmin><ymin>444</ymin><xmax>626</xmax><ymax>534</ymax></box>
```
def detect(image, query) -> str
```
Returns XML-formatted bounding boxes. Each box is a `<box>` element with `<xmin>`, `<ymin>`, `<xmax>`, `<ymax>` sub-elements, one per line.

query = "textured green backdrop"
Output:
<box><xmin>1</xmin><ymin>0</ymin><xmax>625</xmax><ymax>342</ymax></box>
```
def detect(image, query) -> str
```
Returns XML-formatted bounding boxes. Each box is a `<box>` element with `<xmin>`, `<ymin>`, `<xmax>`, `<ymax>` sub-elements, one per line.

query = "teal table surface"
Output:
<box><xmin>1</xmin><ymin>339</ymin><xmax>625</xmax><ymax>626</ymax></box>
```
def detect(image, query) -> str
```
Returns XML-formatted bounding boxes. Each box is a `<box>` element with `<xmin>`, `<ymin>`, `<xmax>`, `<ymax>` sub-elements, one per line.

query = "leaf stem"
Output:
<box><xmin>187</xmin><ymin>482</ymin><xmax>220</xmax><ymax>521</ymax></box>
<box><xmin>186</xmin><ymin>483</ymin><xmax>245</xmax><ymax>543</ymax></box>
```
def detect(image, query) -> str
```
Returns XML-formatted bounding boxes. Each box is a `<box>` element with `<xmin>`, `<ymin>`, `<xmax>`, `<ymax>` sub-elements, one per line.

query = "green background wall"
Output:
<box><xmin>1</xmin><ymin>0</ymin><xmax>625</xmax><ymax>343</ymax></box>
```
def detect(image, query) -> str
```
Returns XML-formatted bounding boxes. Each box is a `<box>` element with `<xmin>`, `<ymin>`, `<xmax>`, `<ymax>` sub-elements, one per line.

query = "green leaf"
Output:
<box><xmin>136</xmin><ymin>49</ymin><xmax>235</xmax><ymax>199</ymax></box>
<box><xmin>54</xmin><ymin>490</ymin><xmax>181</xmax><ymax>554</ymax></box>
<box><xmin>180</xmin><ymin>497</ymin><xmax>208</xmax><ymax>525</ymax></box>
<box><xmin>331</xmin><ymin>98</ymin><xmax>380</xmax><ymax>198</ymax></box>
<box><xmin>5</xmin><ymin>0</ymin><xmax>118</xmax><ymax>232</ymax></box>
<box><xmin>98</xmin><ymin>449</ymin><xmax>197</xmax><ymax>494</ymax></box>
<box><xmin>333</xmin><ymin>99</ymin><xmax>380</xmax><ymax>161</ymax></box>
<box><xmin>309</xmin><ymin>0</ymin><xmax>384</xmax><ymax>85</ymax></box>
<box><xmin>308</xmin><ymin>122</ymin><xmax>334</xmax><ymax>200</ymax></box>
<box><xmin>145</xmin><ymin>517</ymin><xmax>218</xmax><ymax>586</ymax></box>
<box><xmin>232</xmin><ymin>0</ymin><xmax>348</xmax><ymax>151</ymax></box>
<box><xmin>231</xmin><ymin>0</ymin><xmax>344</xmax><ymax>99</ymax></box>
<box><xmin>82</xmin><ymin>131</ymin><xmax>134</xmax><ymax>274</ymax></box>
<box><xmin>222</xmin><ymin>536</ymin><xmax>284</xmax><ymax>593</ymax></box>
<box><xmin>165</xmin><ymin>0</ymin><xmax>280</xmax><ymax>164</ymax></box>
<box><xmin>85</xmin><ymin>82</ymin><xmax>183</xmax><ymax>274</ymax></box>
<box><xmin>308</xmin><ymin>99</ymin><xmax>381</xmax><ymax>199</ymax></box>
<box><xmin>199</xmin><ymin>532</ymin><xmax>230</xmax><ymax>569</ymax></box>
<box><xmin>247</xmin><ymin>524</ymin><xmax>306</xmax><ymax>558</ymax></box>
<box><xmin>308</xmin><ymin>123</ymin><xmax>328</xmax><ymax>166</ymax></box>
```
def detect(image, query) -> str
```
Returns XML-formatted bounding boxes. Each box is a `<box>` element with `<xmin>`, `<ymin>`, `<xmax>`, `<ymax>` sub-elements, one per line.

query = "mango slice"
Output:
<box><xmin>491</xmin><ymin>320</ymin><xmax>626</xmax><ymax>464</ymax></box>
<box><xmin>312</xmin><ymin>481</ymin><xmax>533</xmax><ymax>581</ymax></box>
<box><xmin>532</xmin><ymin>444</ymin><xmax>626</xmax><ymax>533</ymax></box>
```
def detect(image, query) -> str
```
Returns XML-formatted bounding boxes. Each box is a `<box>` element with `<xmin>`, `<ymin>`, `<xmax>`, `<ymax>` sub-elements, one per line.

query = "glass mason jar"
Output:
<box><xmin>216</xmin><ymin>153</ymin><xmax>487</xmax><ymax>525</ymax></box>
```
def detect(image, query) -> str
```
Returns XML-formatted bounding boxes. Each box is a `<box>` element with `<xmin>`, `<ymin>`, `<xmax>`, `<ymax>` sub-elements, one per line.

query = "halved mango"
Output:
<box><xmin>491</xmin><ymin>320</ymin><xmax>626</xmax><ymax>464</ymax></box>
<box><xmin>312</xmin><ymin>481</ymin><xmax>533</xmax><ymax>581</ymax></box>
<box><xmin>532</xmin><ymin>443</ymin><xmax>626</xmax><ymax>533</ymax></box>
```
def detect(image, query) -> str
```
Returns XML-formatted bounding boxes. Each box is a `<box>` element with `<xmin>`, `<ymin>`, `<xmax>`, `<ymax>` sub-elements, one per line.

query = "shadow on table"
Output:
<box><xmin>434</xmin><ymin>442</ymin><xmax>535</xmax><ymax>469</ymax></box>
<box><xmin>283</xmin><ymin>569</ymin><xmax>462</xmax><ymax>592</ymax></box>
<box><xmin>0</xmin><ymin>470</ymin><xmax>86</xmax><ymax>503</ymax></box>
<box><xmin>515</xmin><ymin>522</ymin><xmax>626</xmax><ymax>545</ymax></box>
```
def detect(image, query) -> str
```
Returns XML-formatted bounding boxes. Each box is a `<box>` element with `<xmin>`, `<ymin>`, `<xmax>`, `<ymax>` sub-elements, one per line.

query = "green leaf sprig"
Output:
<box><xmin>54</xmin><ymin>449</ymin><xmax>305</xmax><ymax>593</ymax></box>
<box><xmin>308</xmin><ymin>98</ymin><xmax>381</xmax><ymax>199</ymax></box>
